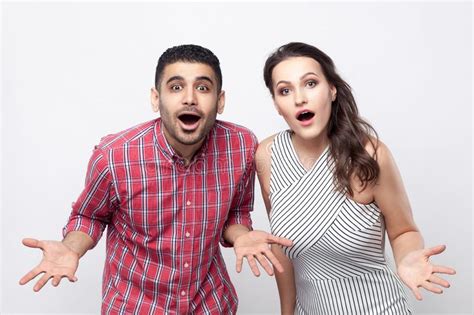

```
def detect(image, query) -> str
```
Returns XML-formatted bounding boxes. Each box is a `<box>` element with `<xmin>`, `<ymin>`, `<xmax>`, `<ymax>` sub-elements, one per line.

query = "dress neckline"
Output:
<box><xmin>284</xmin><ymin>130</ymin><xmax>330</xmax><ymax>174</ymax></box>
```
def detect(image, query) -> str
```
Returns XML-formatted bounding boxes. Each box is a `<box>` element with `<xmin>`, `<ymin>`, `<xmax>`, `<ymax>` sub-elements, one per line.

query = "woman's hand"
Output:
<box><xmin>233</xmin><ymin>230</ymin><xmax>292</xmax><ymax>277</ymax></box>
<box><xmin>397</xmin><ymin>244</ymin><xmax>456</xmax><ymax>300</ymax></box>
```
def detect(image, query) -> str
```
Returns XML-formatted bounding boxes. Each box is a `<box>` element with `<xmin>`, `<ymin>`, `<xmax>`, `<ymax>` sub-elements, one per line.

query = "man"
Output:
<box><xmin>19</xmin><ymin>44</ymin><xmax>291</xmax><ymax>314</ymax></box>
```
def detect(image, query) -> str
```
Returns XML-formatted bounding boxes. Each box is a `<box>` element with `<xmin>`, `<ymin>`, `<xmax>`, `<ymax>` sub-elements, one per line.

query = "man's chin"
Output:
<box><xmin>176</xmin><ymin>131</ymin><xmax>206</xmax><ymax>146</ymax></box>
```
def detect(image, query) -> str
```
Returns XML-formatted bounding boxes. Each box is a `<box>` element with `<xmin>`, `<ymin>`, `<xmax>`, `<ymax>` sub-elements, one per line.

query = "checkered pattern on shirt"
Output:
<box><xmin>63</xmin><ymin>118</ymin><xmax>257</xmax><ymax>314</ymax></box>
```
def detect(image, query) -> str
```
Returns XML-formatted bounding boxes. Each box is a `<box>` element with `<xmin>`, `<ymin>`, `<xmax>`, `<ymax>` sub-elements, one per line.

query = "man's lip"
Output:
<box><xmin>178</xmin><ymin>111</ymin><xmax>202</xmax><ymax>119</ymax></box>
<box><xmin>177</xmin><ymin>112</ymin><xmax>202</xmax><ymax>131</ymax></box>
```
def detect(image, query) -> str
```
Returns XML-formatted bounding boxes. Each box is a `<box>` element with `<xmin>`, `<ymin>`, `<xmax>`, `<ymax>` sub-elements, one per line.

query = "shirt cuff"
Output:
<box><xmin>62</xmin><ymin>216</ymin><xmax>105</xmax><ymax>248</ymax></box>
<box><xmin>220</xmin><ymin>213</ymin><xmax>253</xmax><ymax>248</ymax></box>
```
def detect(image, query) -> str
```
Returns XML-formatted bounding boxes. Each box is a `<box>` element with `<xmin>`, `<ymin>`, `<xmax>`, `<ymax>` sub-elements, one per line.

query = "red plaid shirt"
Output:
<box><xmin>63</xmin><ymin>118</ymin><xmax>257</xmax><ymax>314</ymax></box>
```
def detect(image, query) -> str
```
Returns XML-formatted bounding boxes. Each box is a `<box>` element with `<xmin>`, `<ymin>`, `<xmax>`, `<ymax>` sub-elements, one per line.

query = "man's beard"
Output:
<box><xmin>159</xmin><ymin>98</ymin><xmax>218</xmax><ymax>146</ymax></box>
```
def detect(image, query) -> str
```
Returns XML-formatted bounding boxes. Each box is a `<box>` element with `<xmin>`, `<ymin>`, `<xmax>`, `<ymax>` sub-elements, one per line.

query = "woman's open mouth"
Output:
<box><xmin>296</xmin><ymin>110</ymin><xmax>315</xmax><ymax>126</ymax></box>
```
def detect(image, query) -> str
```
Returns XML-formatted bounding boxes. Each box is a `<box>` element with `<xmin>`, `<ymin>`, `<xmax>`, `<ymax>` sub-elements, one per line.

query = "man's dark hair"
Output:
<box><xmin>155</xmin><ymin>44</ymin><xmax>222</xmax><ymax>92</ymax></box>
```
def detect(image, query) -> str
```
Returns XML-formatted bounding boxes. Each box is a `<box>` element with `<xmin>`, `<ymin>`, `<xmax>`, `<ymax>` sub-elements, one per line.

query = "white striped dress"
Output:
<box><xmin>270</xmin><ymin>131</ymin><xmax>411</xmax><ymax>315</ymax></box>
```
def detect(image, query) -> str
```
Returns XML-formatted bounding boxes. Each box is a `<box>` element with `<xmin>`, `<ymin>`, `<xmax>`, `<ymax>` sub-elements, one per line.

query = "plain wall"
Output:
<box><xmin>1</xmin><ymin>2</ymin><xmax>472</xmax><ymax>314</ymax></box>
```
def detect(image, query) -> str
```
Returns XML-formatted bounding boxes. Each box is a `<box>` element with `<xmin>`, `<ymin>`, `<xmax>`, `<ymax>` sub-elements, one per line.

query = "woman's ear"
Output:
<box><xmin>331</xmin><ymin>86</ymin><xmax>337</xmax><ymax>102</ymax></box>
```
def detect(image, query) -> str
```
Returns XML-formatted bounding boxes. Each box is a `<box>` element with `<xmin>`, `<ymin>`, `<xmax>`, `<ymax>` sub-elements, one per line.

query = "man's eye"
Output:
<box><xmin>171</xmin><ymin>85</ymin><xmax>182</xmax><ymax>91</ymax></box>
<box><xmin>196</xmin><ymin>85</ymin><xmax>209</xmax><ymax>91</ymax></box>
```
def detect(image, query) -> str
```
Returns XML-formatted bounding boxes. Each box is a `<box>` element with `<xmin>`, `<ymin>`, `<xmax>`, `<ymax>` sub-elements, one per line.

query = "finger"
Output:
<box><xmin>410</xmin><ymin>286</ymin><xmax>423</xmax><ymax>301</ymax></box>
<box><xmin>67</xmin><ymin>274</ymin><xmax>78</xmax><ymax>282</ymax></box>
<box><xmin>421</xmin><ymin>281</ymin><xmax>443</xmax><ymax>294</ymax></box>
<box><xmin>52</xmin><ymin>275</ymin><xmax>62</xmax><ymax>287</ymax></box>
<box><xmin>235</xmin><ymin>254</ymin><xmax>244</xmax><ymax>273</ymax></box>
<box><xmin>22</xmin><ymin>238</ymin><xmax>42</xmax><ymax>249</ymax></box>
<box><xmin>263</xmin><ymin>250</ymin><xmax>284</xmax><ymax>273</ymax></box>
<box><xmin>429</xmin><ymin>275</ymin><xmax>450</xmax><ymax>288</ymax></box>
<box><xmin>19</xmin><ymin>267</ymin><xmax>42</xmax><ymax>285</ymax></box>
<box><xmin>255</xmin><ymin>254</ymin><xmax>274</xmax><ymax>276</ymax></box>
<box><xmin>33</xmin><ymin>273</ymin><xmax>52</xmax><ymax>292</ymax></box>
<box><xmin>433</xmin><ymin>265</ymin><xmax>456</xmax><ymax>275</ymax></box>
<box><xmin>424</xmin><ymin>244</ymin><xmax>446</xmax><ymax>257</ymax></box>
<box><xmin>266</xmin><ymin>235</ymin><xmax>293</xmax><ymax>247</ymax></box>
<box><xmin>246</xmin><ymin>256</ymin><xmax>261</xmax><ymax>277</ymax></box>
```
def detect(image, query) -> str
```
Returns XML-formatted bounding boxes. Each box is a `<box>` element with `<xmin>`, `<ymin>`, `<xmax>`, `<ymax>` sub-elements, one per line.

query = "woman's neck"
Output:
<box><xmin>291</xmin><ymin>132</ymin><xmax>329</xmax><ymax>171</ymax></box>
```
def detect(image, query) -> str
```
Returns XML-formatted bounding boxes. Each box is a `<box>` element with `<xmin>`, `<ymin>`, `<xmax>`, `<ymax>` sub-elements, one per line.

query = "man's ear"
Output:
<box><xmin>151</xmin><ymin>87</ymin><xmax>160</xmax><ymax>113</ymax></box>
<box><xmin>217</xmin><ymin>90</ymin><xmax>225</xmax><ymax>114</ymax></box>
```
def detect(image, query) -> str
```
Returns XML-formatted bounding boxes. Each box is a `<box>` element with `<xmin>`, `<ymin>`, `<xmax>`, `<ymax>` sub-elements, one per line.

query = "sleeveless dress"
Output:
<box><xmin>269</xmin><ymin>131</ymin><xmax>411</xmax><ymax>315</ymax></box>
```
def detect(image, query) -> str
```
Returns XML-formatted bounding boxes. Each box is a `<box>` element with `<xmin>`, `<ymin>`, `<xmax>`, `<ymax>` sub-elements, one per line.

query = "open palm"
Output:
<box><xmin>234</xmin><ymin>230</ymin><xmax>292</xmax><ymax>277</ymax></box>
<box><xmin>397</xmin><ymin>245</ymin><xmax>456</xmax><ymax>300</ymax></box>
<box><xmin>19</xmin><ymin>238</ymin><xmax>79</xmax><ymax>291</ymax></box>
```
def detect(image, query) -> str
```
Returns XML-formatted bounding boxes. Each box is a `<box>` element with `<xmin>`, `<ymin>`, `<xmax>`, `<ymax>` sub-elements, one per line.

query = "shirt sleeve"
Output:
<box><xmin>62</xmin><ymin>146</ymin><xmax>118</xmax><ymax>247</ymax></box>
<box><xmin>220</xmin><ymin>134</ymin><xmax>258</xmax><ymax>247</ymax></box>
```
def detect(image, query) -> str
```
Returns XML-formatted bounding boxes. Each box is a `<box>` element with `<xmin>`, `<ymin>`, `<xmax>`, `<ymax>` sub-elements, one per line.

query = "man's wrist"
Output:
<box><xmin>225</xmin><ymin>224</ymin><xmax>250</xmax><ymax>245</ymax></box>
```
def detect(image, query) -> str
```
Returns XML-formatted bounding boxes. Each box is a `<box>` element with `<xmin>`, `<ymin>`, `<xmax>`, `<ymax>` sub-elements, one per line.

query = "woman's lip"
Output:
<box><xmin>298</xmin><ymin>115</ymin><xmax>315</xmax><ymax>126</ymax></box>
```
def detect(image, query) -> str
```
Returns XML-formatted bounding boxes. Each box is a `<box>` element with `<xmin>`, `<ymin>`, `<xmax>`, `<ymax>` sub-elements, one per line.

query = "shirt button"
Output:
<box><xmin>184</xmin><ymin>262</ymin><xmax>189</xmax><ymax>268</ymax></box>
<box><xmin>181</xmin><ymin>290</ymin><xmax>186</xmax><ymax>296</ymax></box>
<box><xmin>185</xmin><ymin>232</ymin><xmax>190</xmax><ymax>237</ymax></box>
<box><xmin>186</xmin><ymin>200</ymin><xmax>191</xmax><ymax>206</ymax></box>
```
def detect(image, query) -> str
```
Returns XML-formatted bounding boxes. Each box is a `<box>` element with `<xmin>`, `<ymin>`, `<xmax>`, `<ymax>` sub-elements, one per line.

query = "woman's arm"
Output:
<box><xmin>372</xmin><ymin>141</ymin><xmax>455</xmax><ymax>300</ymax></box>
<box><xmin>256</xmin><ymin>136</ymin><xmax>296</xmax><ymax>314</ymax></box>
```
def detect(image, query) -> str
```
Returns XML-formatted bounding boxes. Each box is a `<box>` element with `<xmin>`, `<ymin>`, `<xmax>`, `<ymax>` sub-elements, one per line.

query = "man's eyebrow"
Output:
<box><xmin>165</xmin><ymin>75</ymin><xmax>214</xmax><ymax>85</ymax></box>
<box><xmin>166</xmin><ymin>76</ymin><xmax>184</xmax><ymax>85</ymax></box>
<box><xmin>195</xmin><ymin>76</ymin><xmax>214</xmax><ymax>85</ymax></box>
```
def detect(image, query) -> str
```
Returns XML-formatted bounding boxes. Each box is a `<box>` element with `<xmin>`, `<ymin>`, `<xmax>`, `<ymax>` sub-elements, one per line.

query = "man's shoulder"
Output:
<box><xmin>95</xmin><ymin>119</ymin><xmax>158</xmax><ymax>151</ymax></box>
<box><xmin>214</xmin><ymin>120</ymin><xmax>258</xmax><ymax>145</ymax></box>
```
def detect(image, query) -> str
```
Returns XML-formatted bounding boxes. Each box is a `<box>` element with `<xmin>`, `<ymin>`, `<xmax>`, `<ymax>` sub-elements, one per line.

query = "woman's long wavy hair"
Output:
<box><xmin>263</xmin><ymin>42</ymin><xmax>379</xmax><ymax>196</ymax></box>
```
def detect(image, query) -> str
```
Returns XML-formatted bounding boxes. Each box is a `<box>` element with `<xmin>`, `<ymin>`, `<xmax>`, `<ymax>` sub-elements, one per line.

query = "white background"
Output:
<box><xmin>1</xmin><ymin>2</ymin><xmax>472</xmax><ymax>314</ymax></box>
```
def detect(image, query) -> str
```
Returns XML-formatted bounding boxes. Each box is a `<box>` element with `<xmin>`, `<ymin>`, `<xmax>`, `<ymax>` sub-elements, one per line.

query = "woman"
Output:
<box><xmin>255</xmin><ymin>42</ymin><xmax>456</xmax><ymax>314</ymax></box>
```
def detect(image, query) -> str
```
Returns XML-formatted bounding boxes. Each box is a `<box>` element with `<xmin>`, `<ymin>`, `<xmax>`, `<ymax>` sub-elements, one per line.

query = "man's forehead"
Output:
<box><xmin>162</xmin><ymin>62</ymin><xmax>216</xmax><ymax>82</ymax></box>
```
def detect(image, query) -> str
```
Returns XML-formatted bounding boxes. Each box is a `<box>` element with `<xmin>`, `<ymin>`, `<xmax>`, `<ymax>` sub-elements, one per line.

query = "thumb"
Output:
<box><xmin>22</xmin><ymin>238</ymin><xmax>42</xmax><ymax>249</ymax></box>
<box><xmin>424</xmin><ymin>244</ymin><xmax>446</xmax><ymax>257</ymax></box>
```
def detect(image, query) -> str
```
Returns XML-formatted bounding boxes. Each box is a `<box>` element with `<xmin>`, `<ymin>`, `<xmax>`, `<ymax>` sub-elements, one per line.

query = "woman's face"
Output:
<box><xmin>272</xmin><ymin>56</ymin><xmax>336</xmax><ymax>142</ymax></box>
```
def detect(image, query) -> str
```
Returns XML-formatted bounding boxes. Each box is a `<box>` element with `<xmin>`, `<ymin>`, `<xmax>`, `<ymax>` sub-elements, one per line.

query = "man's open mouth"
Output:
<box><xmin>177</xmin><ymin>112</ymin><xmax>202</xmax><ymax>130</ymax></box>
<box><xmin>178</xmin><ymin>113</ymin><xmax>201</xmax><ymax>125</ymax></box>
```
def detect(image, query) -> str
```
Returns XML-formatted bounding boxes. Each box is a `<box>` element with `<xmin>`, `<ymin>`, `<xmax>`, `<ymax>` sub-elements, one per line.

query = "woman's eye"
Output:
<box><xmin>306</xmin><ymin>80</ymin><xmax>317</xmax><ymax>88</ymax></box>
<box><xmin>279</xmin><ymin>88</ymin><xmax>290</xmax><ymax>95</ymax></box>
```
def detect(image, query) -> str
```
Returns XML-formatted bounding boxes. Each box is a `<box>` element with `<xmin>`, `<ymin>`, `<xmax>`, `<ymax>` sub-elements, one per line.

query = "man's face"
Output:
<box><xmin>151</xmin><ymin>62</ymin><xmax>225</xmax><ymax>152</ymax></box>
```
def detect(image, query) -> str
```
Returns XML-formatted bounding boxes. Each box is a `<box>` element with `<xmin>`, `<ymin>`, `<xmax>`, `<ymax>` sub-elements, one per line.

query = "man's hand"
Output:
<box><xmin>19</xmin><ymin>238</ymin><xmax>79</xmax><ymax>291</ymax></box>
<box><xmin>233</xmin><ymin>230</ymin><xmax>292</xmax><ymax>277</ymax></box>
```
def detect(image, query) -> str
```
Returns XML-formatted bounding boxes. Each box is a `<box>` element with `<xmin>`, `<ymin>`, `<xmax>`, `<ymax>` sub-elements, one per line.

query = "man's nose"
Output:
<box><xmin>182</xmin><ymin>86</ymin><xmax>197</xmax><ymax>106</ymax></box>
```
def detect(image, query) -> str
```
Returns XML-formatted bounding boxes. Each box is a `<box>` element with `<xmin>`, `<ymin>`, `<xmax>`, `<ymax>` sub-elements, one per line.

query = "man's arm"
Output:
<box><xmin>223</xmin><ymin>134</ymin><xmax>292</xmax><ymax>277</ymax></box>
<box><xmin>20</xmin><ymin>146</ymin><xmax>116</xmax><ymax>291</ymax></box>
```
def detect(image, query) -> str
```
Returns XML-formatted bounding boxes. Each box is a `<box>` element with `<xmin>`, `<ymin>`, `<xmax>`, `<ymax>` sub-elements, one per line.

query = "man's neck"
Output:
<box><xmin>171</xmin><ymin>139</ymin><xmax>205</xmax><ymax>166</ymax></box>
